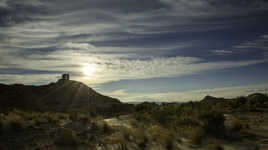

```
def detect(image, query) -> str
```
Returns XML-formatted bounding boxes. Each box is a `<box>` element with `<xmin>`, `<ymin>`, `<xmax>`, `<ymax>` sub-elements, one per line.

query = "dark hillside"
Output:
<box><xmin>0</xmin><ymin>80</ymin><xmax>131</xmax><ymax>115</ymax></box>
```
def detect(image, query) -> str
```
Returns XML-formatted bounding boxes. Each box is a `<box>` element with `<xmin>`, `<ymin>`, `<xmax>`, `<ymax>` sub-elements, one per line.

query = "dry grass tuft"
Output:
<box><xmin>0</xmin><ymin>112</ymin><xmax>26</xmax><ymax>133</ymax></box>
<box><xmin>228</xmin><ymin>118</ymin><xmax>243</xmax><ymax>132</ymax></box>
<box><xmin>188</xmin><ymin>126</ymin><xmax>206</xmax><ymax>145</ymax></box>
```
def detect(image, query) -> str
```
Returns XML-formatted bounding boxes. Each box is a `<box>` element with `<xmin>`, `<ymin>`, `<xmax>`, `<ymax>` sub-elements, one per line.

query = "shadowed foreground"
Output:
<box><xmin>0</xmin><ymin>81</ymin><xmax>268</xmax><ymax>150</ymax></box>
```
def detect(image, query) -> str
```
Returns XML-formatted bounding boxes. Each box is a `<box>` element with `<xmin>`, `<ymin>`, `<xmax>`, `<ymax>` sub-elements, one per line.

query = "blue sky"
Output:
<box><xmin>0</xmin><ymin>0</ymin><xmax>268</xmax><ymax>102</ymax></box>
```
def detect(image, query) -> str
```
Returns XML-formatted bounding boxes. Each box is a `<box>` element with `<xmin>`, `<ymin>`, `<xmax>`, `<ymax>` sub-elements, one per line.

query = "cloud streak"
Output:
<box><xmin>0</xmin><ymin>0</ymin><xmax>268</xmax><ymax>101</ymax></box>
<box><xmin>0</xmin><ymin>47</ymin><xmax>267</xmax><ymax>85</ymax></box>
<box><xmin>211</xmin><ymin>49</ymin><xmax>233</xmax><ymax>55</ymax></box>
<box><xmin>0</xmin><ymin>0</ymin><xmax>47</xmax><ymax>27</ymax></box>
<box><xmin>106</xmin><ymin>83</ymin><xmax>268</xmax><ymax>102</ymax></box>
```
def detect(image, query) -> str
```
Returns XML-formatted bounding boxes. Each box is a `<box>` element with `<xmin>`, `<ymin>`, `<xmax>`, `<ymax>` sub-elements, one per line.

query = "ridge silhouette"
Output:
<box><xmin>0</xmin><ymin>80</ymin><xmax>129</xmax><ymax>115</ymax></box>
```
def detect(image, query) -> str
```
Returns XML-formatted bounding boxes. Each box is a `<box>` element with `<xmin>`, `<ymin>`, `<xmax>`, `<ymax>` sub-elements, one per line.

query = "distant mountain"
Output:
<box><xmin>201</xmin><ymin>93</ymin><xmax>268</xmax><ymax>103</ymax></box>
<box><xmin>247</xmin><ymin>93</ymin><xmax>268</xmax><ymax>103</ymax></box>
<box><xmin>199</xmin><ymin>93</ymin><xmax>268</xmax><ymax>112</ymax></box>
<box><xmin>201</xmin><ymin>95</ymin><xmax>226</xmax><ymax>103</ymax></box>
<box><xmin>0</xmin><ymin>80</ymin><xmax>132</xmax><ymax>115</ymax></box>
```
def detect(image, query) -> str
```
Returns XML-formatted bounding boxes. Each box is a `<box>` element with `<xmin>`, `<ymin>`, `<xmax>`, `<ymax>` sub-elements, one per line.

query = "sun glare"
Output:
<box><xmin>82</xmin><ymin>64</ymin><xmax>96</xmax><ymax>76</ymax></box>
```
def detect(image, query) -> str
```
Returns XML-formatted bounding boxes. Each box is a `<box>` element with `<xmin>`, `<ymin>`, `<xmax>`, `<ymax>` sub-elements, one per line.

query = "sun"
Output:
<box><xmin>82</xmin><ymin>64</ymin><xmax>96</xmax><ymax>76</ymax></box>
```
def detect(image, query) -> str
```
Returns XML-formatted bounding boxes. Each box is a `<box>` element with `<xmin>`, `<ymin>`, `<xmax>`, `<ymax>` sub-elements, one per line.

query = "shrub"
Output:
<box><xmin>119</xmin><ymin>126</ymin><xmax>148</xmax><ymax>148</ymax></box>
<box><xmin>165</xmin><ymin>138</ymin><xmax>174</xmax><ymax>150</ymax></box>
<box><xmin>198</xmin><ymin>111</ymin><xmax>225</xmax><ymax>137</ymax></box>
<box><xmin>102</xmin><ymin>131</ymin><xmax>125</xmax><ymax>145</ymax></box>
<box><xmin>35</xmin><ymin>116</ymin><xmax>49</xmax><ymax>125</ymax></box>
<box><xmin>5</xmin><ymin>112</ymin><xmax>25</xmax><ymax>132</ymax></box>
<box><xmin>119</xmin><ymin>143</ymin><xmax>128</xmax><ymax>150</ymax></box>
<box><xmin>122</xmin><ymin>128</ymin><xmax>133</xmax><ymax>141</ymax></box>
<box><xmin>151</xmin><ymin>109</ymin><xmax>173</xmax><ymax>126</ymax></box>
<box><xmin>69</xmin><ymin>111</ymin><xmax>79</xmax><ymax>121</ymax></box>
<box><xmin>136</xmin><ymin>133</ymin><xmax>148</xmax><ymax>149</ymax></box>
<box><xmin>228</xmin><ymin>118</ymin><xmax>243</xmax><ymax>132</ymax></box>
<box><xmin>148</xmin><ymin>125</ymin><xmax>170</xmax><ymax>143</ymax></box>
<box><xmin>188</xmin><ymin>126</ymin><xmax>205</xmax><ymax>145</ymax></box>
<box><xmin>46</xmin><ymin>113</ymin><xmax>59</xmax><ymax>124</ymax></box>
<box><xmin>214</xmin><ymin>144</ymin><xmax>224</xmax><ymax>150</ymax></box>
<box><xmin>0</xmin><ymin>118</ymin><xmax>4</xmax><ymax>134</ymax></box>
<box><xmin>54</xmin><ymin>128</ymin><xmax>78</xmax><ymax>147</ymax></box>
<box><xmin>93</xmin><ymin>120</ymin><xmax>112</xmax><ymax>134</ymax></box>
<box><xmin>134</xmin><ymin>112</ymin><xmax>154</xmax><ymax>124</ymax></box>
<box><xmin>102</xmin><ymin>123</ymin><xmax>111</xmax><ymax>134</ymax></box>
<box><xmin>10</xmin><ymin>119</ymin><xmax>24</xmax><ymax>131</ymax></box>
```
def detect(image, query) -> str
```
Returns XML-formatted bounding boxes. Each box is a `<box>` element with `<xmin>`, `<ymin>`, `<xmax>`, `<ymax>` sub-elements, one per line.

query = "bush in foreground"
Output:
<box><xmin>54</xmin><ymin>128</ymin><xmax>78</xmax><ymax>147</ymax></box>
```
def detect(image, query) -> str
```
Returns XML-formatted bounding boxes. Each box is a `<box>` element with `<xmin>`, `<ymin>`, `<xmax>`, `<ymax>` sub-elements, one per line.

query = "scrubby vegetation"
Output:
<box><xmin>133</xmin><ymin>101</ymin><xmax>227</xmax><ymax>145</ymax></box>
<box><xmin>0</xmin><ymin>110</ymin><xmax>113</xmax><ymax>150</ymax></box>
<box><xmin>101</xmin><ymin>93</ymin><xmax>268</xmax><ymax>150</ymax></box>
<box><xmin>0</xmin><ymin>91</ymin><xmax>267</xmax><ymax>149</ymax></box>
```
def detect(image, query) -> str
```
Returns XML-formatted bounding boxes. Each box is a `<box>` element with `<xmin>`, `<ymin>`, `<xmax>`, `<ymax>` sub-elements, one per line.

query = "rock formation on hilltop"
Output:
<box><xmin>0</xmin><ymin>80</ymin><xmax>131</xmax><ymax>115</ymax></box>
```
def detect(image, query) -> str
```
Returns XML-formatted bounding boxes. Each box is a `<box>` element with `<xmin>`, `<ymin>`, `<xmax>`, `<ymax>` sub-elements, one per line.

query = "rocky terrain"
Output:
<box><xmin>0</xmin><ymin>80</ymin><xmax>132</xmax><ymax>116</ymax></box>
<box><xmin>0</xmin><ymin>80</ymin><xmax>268</xmax><ymax>150</ymax></box>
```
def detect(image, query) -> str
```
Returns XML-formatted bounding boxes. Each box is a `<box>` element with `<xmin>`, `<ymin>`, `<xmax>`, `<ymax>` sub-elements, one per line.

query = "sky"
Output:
<box><xmin>1</xmin><ymin>0</ymin><xmax>268</xmax><ymax>102</ymax></box>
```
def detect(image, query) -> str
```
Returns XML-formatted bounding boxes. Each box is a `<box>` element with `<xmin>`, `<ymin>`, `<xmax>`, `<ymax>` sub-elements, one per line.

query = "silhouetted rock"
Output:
<box><xmin>247</xmin><ymin>93</ymin><xmax>268</xmax><ymax>104</ymax></box>
<box><xmin>201</xmin><ymin>95</ymin><xmax>225</xmax><ymax>103</ymax></box>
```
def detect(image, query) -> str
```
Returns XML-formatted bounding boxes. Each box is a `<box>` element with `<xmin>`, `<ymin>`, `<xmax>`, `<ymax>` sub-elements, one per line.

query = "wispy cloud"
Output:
<box><xmin>233</xmin><ymin>34</ymin><xmax>268</xmax><ymax>50</ymax></box>
<box><xmin>211</xmin><ymin>49</ymin><xmax>233</xmax><ymax>55</ymax></box>
<box><xmin>0</xmin><ymin>0</ymin><xmax>47</xmax><ymax>27</ymax></box>
<box><xmin>0</xmin><ymin>0</ymin><xmax>268</xmax><ymax>100</ymax></box>
<box><xmin>0</xmin><ymin>74</ymin><xmax>59</xmax><ymax>85</ymax></box>
<box><xmin>0</xmin><ymin>47</ymin><xmax>267</xmax><ymax>85</ymax></box>
<box><xmin>59</xmin><ymin>42</ymin><xmax>96</xmax><ymax>51</ymax></box>
<box><xmin>106</xmin><ymin>83</ymin><xmax>268</xmax><ymax>102</ymax></box>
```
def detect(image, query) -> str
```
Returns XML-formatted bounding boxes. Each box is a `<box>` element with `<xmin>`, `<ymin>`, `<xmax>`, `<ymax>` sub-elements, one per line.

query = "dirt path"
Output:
<box><xmin>103</xmin><ymin>115</ymin><xmax>133</xmax><ymax>129</ymax></box>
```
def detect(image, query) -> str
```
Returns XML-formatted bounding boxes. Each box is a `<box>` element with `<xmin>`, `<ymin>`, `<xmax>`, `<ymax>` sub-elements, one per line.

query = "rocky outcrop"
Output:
<box><xmin>0</xmin><ymin>80</ymin><xmax>123</xmax><ymax>114</ymax></box>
